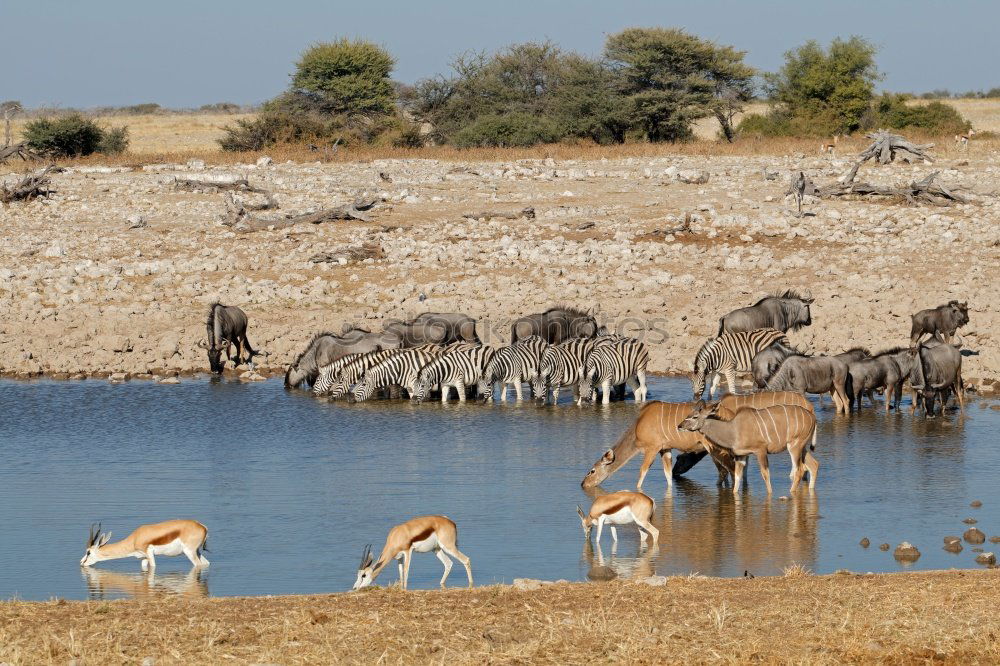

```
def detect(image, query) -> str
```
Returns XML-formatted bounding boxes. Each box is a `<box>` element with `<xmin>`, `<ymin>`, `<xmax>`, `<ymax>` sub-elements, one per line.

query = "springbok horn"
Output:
<box><xmin>87</xmin><ymin>523</ymin><xmax>96</xmax><ymax>547</ymax></box>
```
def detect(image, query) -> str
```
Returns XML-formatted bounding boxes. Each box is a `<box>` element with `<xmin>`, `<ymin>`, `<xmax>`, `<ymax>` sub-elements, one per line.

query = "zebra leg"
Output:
<box><xmin>601</xmin><ymin>380</ymin><xmax>611</xmax><ymax>405</ymax></box>
<box><xmin>626</xmin><ymin>376</ymin><xmax>639</xmax><ymax>402</ymax></box>
<box><xmin>441</xmin><ymin>383</ymin><xmax>451</xmax><ymax>403</ymax></box>
<box><xmin>514</xmin><ymin>378</ymin><xmax>523</xmax><ymax>401</ymax></box>
<box><xmin>552</xmin><ymin>387</ymin><xmax>561</xmax><ymax>404</ymax></box>
<box><xmin>709</xmin><ymin>372</ymin><xmax>720</xmax><ymax>398</ymax></box>
<box><xmin>636</xmin><ymin>370</ymin><xmax>647</xmax><ymax>402</ymax></box>
<box><xmin>725</xmin><ymin>368</ymin><xmax>738</xmax><ymax>395</ymax></box>
<box><xmin>499</xmin><ymin>384</ymin><xmax>508</xmax><ymax>402</ymax></box>
<box><xmin>455</xmin><ymin>380</ymin><xmax>466</xmax><ymax>403</ymax></box>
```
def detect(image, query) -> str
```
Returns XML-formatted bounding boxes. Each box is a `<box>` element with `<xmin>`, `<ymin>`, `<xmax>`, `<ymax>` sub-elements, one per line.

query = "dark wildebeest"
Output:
<box><xmin>284</xmin><ymin>328</ymin><xmax>402</xmax><ymax>388</ymax></box>
<box><xmin>385</xmin><ymin>312</ymin><xmax>478</xmax><ymax>346</ymax></box>
<box><xmin>910</xmin><ymin>340</ymin><xmax>964</xmax><ymax>416</ymax></box>
<box><xmin>717</xmin><ymin>290</ymin><xmax>814</xmax><ymax>336</ymax></box>
<box><xmin>198</xmin><ymin>303</ymin><xmax>256</xmax><ymax>374</ymax></box>
<box><xmin>766</xmin><ymin>354</ymin><xmax>851</xmax><ymax>414</ymax></box>
<box><xmin>751</xmin><ymin>340</ymin><xmax>806</xmax><ymax>388</ymax></box>
<box><xmin>846</xmin><ymin>349</ymin><xmax>909</xmax><ymax>412</ymax></box>
<box><xmin>511</xmin><ymin>306</ymin><xmax>599</xmax><ymax>344</ymax></box>
<box><xmin>910</xmin><ymin>301</ymin><xmax>969</xmax><ymax>345</ymax></box>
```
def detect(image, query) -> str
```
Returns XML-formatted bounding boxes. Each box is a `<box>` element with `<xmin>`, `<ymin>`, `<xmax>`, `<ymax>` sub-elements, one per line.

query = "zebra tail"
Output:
<box><xmin>716</xmin><ymin>317</ymin><xmax>726</xmax><ymax>338</ymax></box>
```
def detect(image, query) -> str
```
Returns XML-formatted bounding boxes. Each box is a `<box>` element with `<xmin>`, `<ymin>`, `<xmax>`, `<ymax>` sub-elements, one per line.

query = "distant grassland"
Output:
<box><xmin>8</xmin><ymin>99</ymin><xmax>1000</xmax><ymax>160</ymax></box>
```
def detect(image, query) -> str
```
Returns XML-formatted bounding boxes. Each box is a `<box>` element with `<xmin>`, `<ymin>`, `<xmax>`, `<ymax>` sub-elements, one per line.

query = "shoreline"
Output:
<box><xmin>3</xmin><ymin>569</ymin><xmax>999</xmax><ymax>663</ymax></box>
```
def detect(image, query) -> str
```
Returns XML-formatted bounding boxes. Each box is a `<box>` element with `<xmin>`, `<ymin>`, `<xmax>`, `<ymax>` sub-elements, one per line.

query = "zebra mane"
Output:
<box><xmin>693</xmin><ymin>337</ymin><xmax>717</xmax><ymax>372</ymax></box>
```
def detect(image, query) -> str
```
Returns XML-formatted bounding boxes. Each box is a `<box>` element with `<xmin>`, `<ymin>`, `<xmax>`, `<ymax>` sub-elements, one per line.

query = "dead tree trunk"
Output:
<box><xmin>0</xmin><ymin>165</ymin><xmax>60</xmax><ymax>203</ymax></box>
<box><xmin>225</xmin><ymin>198</ymin><xmax>379</xmax><ymax>232</ymax></box>
<box><xmin>858</xmin><ymin>130</ymin><xmax>934</xmax><ymax>164</ymax></box>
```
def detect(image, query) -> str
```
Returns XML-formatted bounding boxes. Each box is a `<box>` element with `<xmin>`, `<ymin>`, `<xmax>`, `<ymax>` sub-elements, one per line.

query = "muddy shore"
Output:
<box><xmin>1</xmin><ymin>153</ymin><xmax>997</xmax><ymax>392</ymax></box>
<box><xmin>2</xmin><ymin>570</ymin><xmax>999</xmax><ymax>664</ymax></box>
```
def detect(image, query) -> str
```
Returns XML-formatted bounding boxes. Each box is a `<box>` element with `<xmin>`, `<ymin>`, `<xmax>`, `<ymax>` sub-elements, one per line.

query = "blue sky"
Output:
<box><xmin>4</xmin><ymin>0</ymin><xmax>997</xmax><ymax>108</ymax></box>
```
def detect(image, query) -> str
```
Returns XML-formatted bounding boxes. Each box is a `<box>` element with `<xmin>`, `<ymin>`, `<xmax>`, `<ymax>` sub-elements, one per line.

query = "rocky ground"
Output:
<box><xmin>1</xmin><ymin>150</ymin><xmax>998</xmax><ymax>391</ymax></box>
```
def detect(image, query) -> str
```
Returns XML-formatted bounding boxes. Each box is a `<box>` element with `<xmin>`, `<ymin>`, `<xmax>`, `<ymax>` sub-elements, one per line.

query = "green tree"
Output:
<box><xmin>604</xmin><ymin>28</ymin><xmax>755</xmax><ymax>142</ymax></box>
<box><xmin>765</xmin><ymin>37</ymin><xmax>879</xmax><ymax>134</ymax></box>
<box><xmin>291</xmin><ymin>39</ymin><xmax>396</xmax><ymax>116</ymax></box>
<box><xmin>23</xmin><ymin>114</ymin><xmax>108</xmax><ymax>156</ymax></box>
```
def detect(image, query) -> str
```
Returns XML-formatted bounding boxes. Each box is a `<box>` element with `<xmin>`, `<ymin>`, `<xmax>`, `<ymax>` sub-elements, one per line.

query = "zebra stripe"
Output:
<box><xmin>692</xmin><ymin>328</ymin><xmax>788</xmax><ymax>399</ymax></box>
<box><xmin>533</xmin><ymin>337</ymin><xmax>599</xmax><ymax>403</ymax></box>
<box><xmin>478</xmin><ymin>335</ymin><xmax>548</xmax><ymax>401</ymax></box>
<box><xmin>412</xmin><ymin>345</ymin><xmax>496</xmax><ymax>403</ymax></box>
<box><xmin>353</xmin><ymin>349</ymin><xmax>437</xmax><ymax>402</ymax></box>
<box><xmin>579</xmin><ymin>337</ymin><xmax>650</xmax><ymax>404</ymax></box>
<box><xmin>313</xmin><ymin>353</ymin><xmax>364</xmax><ymax>395</ymax></box>
<box><xmin>327</xmin><ymin>349</ymin><xmax>405</xmax><ymax>399</ymax></box>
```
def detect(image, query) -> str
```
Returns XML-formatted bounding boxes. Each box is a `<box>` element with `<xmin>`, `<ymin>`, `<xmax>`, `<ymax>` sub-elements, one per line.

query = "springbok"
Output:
<box><xmin>80</xmin><ymin>520</ymin><xmax>209</xmax><ymax>571</ymax></box>
<box><xmin>955</xmin><ymin>128</ymin><xmax>975</xmax><ymax>150</ymax></box>
<box><xmin>679</xmin><ymin>401</ymin><xmax>818</xmax><ymax>495</ymax></box>
<box><xmin>820</xmin><ymin>135</ymin><xmax>839</xmax><ymax>156</ymax></box>
<box><xmin>577</xmin><ymin>491</ymin><xmax>658</xmax><ymax>546</ymax></box>
<box><xmin>353</xmin><ymin>515</ymin><xmax>472</xmax><ymax>590</ymax></box>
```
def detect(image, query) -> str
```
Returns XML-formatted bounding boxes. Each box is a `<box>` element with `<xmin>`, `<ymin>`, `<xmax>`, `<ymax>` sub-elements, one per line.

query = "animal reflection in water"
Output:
<box><xmin>83</xmin><ymin>567</ymin><xmax>208</xmax><ymax>601</ymax></box>
<box><xmin>582</xmin><ymin>480</ymin><xmax>819</xmax><ymax>578</ymax></box>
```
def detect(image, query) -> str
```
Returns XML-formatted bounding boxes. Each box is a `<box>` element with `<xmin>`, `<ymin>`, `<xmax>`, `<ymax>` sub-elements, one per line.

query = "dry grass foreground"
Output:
<box><xmin>2</xmin><ymin>570</ymin><xmax>999</xmax><ymax>664</ymax></box>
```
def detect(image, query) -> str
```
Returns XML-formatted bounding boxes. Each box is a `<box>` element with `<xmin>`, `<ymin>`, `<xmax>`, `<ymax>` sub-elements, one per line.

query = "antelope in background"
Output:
<box><xmin>80</xmin><ymin>520</ymin><xmax>209</xmax><ymax>571</ymax></box>
<box><xmin>820</xmin><ymin>135</ymin><xmax>839</xmax><ymax>156</ymax></box>
<box><xmin>679</xmin><ymin>401</ymin><xmax>818</xmax><ymax>495</ymax></box>
<box><xmin>353</xmin><ymin>515</ymin><xmax>472</xmax><ymax>590</ymax></box>
<box><xmin>955</xmin><ymin>128</ymin><xmax>975</xmax><ymax>150</ymax></box>
<box><xmin>577</xmin><ymin>491</ymin><xmax>658</xmax><ymax>546</ymax></box>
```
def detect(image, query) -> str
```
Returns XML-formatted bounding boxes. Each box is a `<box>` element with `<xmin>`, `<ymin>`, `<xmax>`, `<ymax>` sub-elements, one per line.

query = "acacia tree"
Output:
<box><xmin>290</xmin><ymin>38</ymin><xmax>396</xmax><ymax>116</ymax></box>
<box><xmin>604</xmin><ymin>28</ymin><xmax>755</xmax><ymax>142</ymax></box>
<box><xmin>765</xmin><ymin>36</ymin><xmax>880</xmax><ymax>134</ymax></box>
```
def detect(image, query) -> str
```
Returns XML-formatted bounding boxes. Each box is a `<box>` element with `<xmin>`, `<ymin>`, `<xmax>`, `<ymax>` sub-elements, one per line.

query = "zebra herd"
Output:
<box><xmin>307</xmin><ymin>333</ymin><xmax>650</xmax><ymax>406</ymax></box>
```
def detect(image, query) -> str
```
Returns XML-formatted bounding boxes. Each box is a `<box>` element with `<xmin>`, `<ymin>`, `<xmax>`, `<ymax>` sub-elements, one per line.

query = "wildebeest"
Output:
<box><xmin>765</xmin><ymin>354</ymin><xmax>851</xmax><ymax>413</ymax></box>
<box><xmin>910</xmin><ymin>301</ymin><xmax>969</xmax><ymax>345</ymax></box>
<box><xmin>384</xmin><ymin>312</ymin><xmax>478</xmax><ymax>346</ymax></box>
<box><xmin>751</xmin><ymin>340</ymin><xmax>806</xmax><ymax>388</ymax></box>
<box><xmin>284</xmin><ymin>328</ymin><xmax>402</xmax><ymax>388</ymax></box>
<box><xmin>198</xmin><ymin>302</ymin><xmax>256</xmax><ymax>374</ymax></box>
<box><xmin>511</xmin><ymin>306</ymin><xmax>598</xmax><ymax>344</ymax></box>
<box><xmin>846</xmin><ymin>349</ymin><xmax>908</xmax><ymax>412</ymax></box>
<box><xmin>717</xmin><ymin>289</ymin><xmax>814</xmax><ymax>336</ymax></box>
<box><xmin>910</xmin><ymin>339</ymin><xmax>964</xmax><ymax>416</ymax></box>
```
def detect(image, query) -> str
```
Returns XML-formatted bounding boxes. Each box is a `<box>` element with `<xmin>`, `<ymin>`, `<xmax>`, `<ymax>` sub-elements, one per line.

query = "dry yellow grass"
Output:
<box><xmin>2</xmin><ymin>570</ymin><xmax>999</xmax><ymax>664</ymax></box>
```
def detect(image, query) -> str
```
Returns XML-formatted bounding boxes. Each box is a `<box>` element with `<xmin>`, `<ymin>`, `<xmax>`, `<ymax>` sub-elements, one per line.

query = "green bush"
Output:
<box><xmin>452</xmin><ymin>113</ymin><xmax>559</xmax><ymax>147</ymax></box>
<box><xmin>868</xmin><ymin>94</ymin><xmax>970</xmax><ymax>134</ymax></box>
<box><xmin>218</xmin><ymin>111</ymin><xmax>331</xmax><ymax>151</ymax></box>
<box><xmin>292</xmin><ymin>39</ymin><xmax>396</xmax><ymax>116</ymax></box>
<box><xmin>736</xmin><ymin>112</ymin><xmax>793</xmax><ymax>137</ymax></box>
<box><xmin>23</xmin><ymin>114</ymin><xmax>109</xmax><ymax>156</ymax></box>
<box><xmin>97</xmin><ymin>126</ymin><xmax>129</xmax><ymax>154</ymax></box>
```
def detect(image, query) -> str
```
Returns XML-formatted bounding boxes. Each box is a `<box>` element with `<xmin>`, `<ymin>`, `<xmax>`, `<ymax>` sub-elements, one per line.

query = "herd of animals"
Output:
<box><xmin>78</xmin><ymin>293</ymin><xmax>971</xmax><ymax>590</ymax></box>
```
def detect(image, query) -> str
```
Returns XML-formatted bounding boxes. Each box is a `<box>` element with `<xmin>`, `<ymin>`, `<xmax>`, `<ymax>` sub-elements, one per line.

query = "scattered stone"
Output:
<box><xmin>879</xmin><ymin>543</ymin><xmax>890</xmax><ymax>551</ymax></box>
<box><xmin>971</xmin><ymin>500</ymin><xmax>983</xmax><ymax>508</ymax></box>
<box><xmin>158</xmin><ymin>376</ymin><xmax>180</xmax><ymax>385</ymax></box>
<box><xmin>127</xmin><ymin>214</ymin><xmax>146</xmax><ymax>229</ymax></box>
<box><xmin>990</xmin><ymin>536</ymin><xmax>1000</xmax><ymax>544</ymax></box>
<box><xmin>141</xmin><ymin>657</ymin><xmax>156</xmax><ymax>666</ymax></box>
<box><xmin>109</xmin><ymin>372</ymin><xmax>128</xmax><ymax>382</ymax></box>
<box><xmin>975</xmin><ymin>552</ymin><xmax>996</xmax><ymax>566</ymax></box>
<box><xmin>587</xmin><ymin>566</ymin><xmax>617</xmax><ymax>581</ymax></box>
<box><xmin>893</xmin><ymin>542</ymin><xmax>921</xmax><ymax>562</ymax></box>
<box><xmin>964</xmin><ymin>527</ymin><xmax>986</xmax><ymax>544</ymax></box>
<box><xmin>511</xmin><ymin>578</ymin><xmax>545</xmax><ymax>591</ymax></box>
<box><xmin>963</xmin><ymin>517</ymin><xmax>978</xmax><ymax>524</ymax></box>
<box><xmin>637</xmin><ymin>575</ymin><xmax>667</xmax><ymax>586</ymax></box>
<box><xmin>677</xmin><ymin>169</ymin><xmax>710</xmax><ymax>184</ymax></box>
<box><xmin>943</xmin><ymin>540</ymin><xmax>963</xmax><ymax>554</ymax></box>
<box><xmin>859</xmin><ymin>538</ymin><xmax>870</xmax><ymax>548</ymax></box>
<box><xmin>43</xmin><ymin>244</ymin><xmax>66</xmax><ymax>258</ymax></box>
<box><xmin>256</xmin><ymin>156</ymin><xmax>273</xmax><ymax>167</ymax></box>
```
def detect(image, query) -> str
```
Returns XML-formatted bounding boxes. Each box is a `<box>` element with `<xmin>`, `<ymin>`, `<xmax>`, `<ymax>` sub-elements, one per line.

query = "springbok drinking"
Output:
<box><xmin>577</xmin><ymin>491</ymin><xmax>658</xmax><ymax>546</ymax></box>
<box><xmin>353</xmin><ymin>515</ymin><xmax>472</xmax><ymax>590</ymax></box>
<box><xmin>80</xmin><ymin>520</ymin><xmax>209</xmax><ymax>571</ymax></box>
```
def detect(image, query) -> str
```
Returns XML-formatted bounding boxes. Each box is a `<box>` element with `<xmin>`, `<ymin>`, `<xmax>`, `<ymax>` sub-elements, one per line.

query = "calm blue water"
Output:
<box><xmin>0</xmin><ymin>376</ymin><xmax>996</xmax><ymax>600</ymax></box>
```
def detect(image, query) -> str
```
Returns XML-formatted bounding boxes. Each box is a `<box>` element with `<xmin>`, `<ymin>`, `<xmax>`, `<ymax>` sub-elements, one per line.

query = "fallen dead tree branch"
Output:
<box><xmin>173</xmin><ymin>175</ymin><xmax>268</xmax><ymax>193</ymax></box>
<box><xmin>225</xmin><ymin>198</ymin><xmax>379</xmax><ymax>233</ymax></box>
<box><xmin>309</xmin><ymin>243</ymin><xmax>385</xmax><ymax>264</ymax></box>
<box><xmin>819</xmin><ymin>170</ymin><xmax>967</xmax><ymax>206</ymax></box>
<box><xmin>858</xmin><ymin>130</ymin><xmax>934</xmax><ymax>165</ymax></box>
<box><xmin>462</xmin><ymin>207</ymin><xmax>535</xmax><ymax>221</ymax></box>
<box><xmin>0</xmin><ymin>142</ymin><xmax>42</xmax><ymax>164</ymax></box>
<box><xmin>0</xmin><ymin>165</ymin><xmax>61</xmax><ymax>203</ymax></box>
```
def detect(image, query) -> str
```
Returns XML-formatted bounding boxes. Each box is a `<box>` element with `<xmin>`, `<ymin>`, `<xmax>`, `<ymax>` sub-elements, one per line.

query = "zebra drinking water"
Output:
<box><xmin>313</xmin><ymin>352</ymin><xmax>364</xmax><ymax>395</ymax></box>
<box><xmin>578</xmin><ymin>337</ymin><xmax>650</xmax><ymax>405</ymax></box>
<box><xmin>478</xmin><ymin>335</ymin><xmax>548</xmax><ymax>402</ymax></box>
<box><xmin>532</xmin><ymin>337</ymin><xmax>600</xmax><ymax>404</ymax></box>
<box><xmin>353</xmin><ymin>349</ymin><xmax>438</xmax><ymax>402</ymax></box>
<box><xmin>327</xmin><ymin>349</ymin><xmax>406</xmax><ymax>399</ymax></box>
<box><xmin>412</xmin><ymin>344</ymin><xmax>497</xmax><ymax>403</ymax></box>
<box><xmin>691</xmin><ymin>328</ymin><xmax>788</xmax><ymax>400</ymax></box>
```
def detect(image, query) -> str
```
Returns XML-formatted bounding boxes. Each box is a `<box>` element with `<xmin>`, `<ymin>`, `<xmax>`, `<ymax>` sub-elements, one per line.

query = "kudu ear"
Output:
<box><xmin>601</xmin><ymin>449</ymin><xmax>615</xmax><ymax>464</ymax></box>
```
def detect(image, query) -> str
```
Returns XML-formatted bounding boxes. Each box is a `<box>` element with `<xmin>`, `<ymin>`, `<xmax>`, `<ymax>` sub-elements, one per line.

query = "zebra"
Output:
<box><xmin>531</xmin><ymin>337</ymin><xmax>600</xmax><ymax>404</ymax></box>
<box><xmin>353</xmin><ymin>349</ymin><xmax>437</xmax><ymax>402</ymax></box>
<box><xmin>691</xmin><ymin>328</ymin><xmax>789</xmax><ymax>400</ymax></box>
<box><xmin>313</xmin><ymin>352</ymin><xmax>364</xmax><ymax>395</ymax></box>
<box><xmin>327</xmin><ymin>349</ymin><xmax>405</xmax><ymax>399</ymax></box>
<box><xmin>477</xmin><ymin>335</ymin><xmax>548</xmax><ymax>402</ymax></box>
<box><xmin>412</xmin><ymin>344</ymin><xmax>497</xmax><ymax>403</ymax></box>
<box><xmin>578</xmin><ymin>337</ymin><xmax>650</xmax><ymax>405</ymax></box>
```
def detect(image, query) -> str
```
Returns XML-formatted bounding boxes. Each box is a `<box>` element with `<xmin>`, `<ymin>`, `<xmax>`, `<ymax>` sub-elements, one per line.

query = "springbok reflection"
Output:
<box><xmin>83</xmin><ymin>567</ymin><xmax>209</xmax><ymax>601</ymax></box>
<box><xmin>582</xmin><ymin>539</ymin><xmax>658</xmax><ymax>580</ymax></box>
